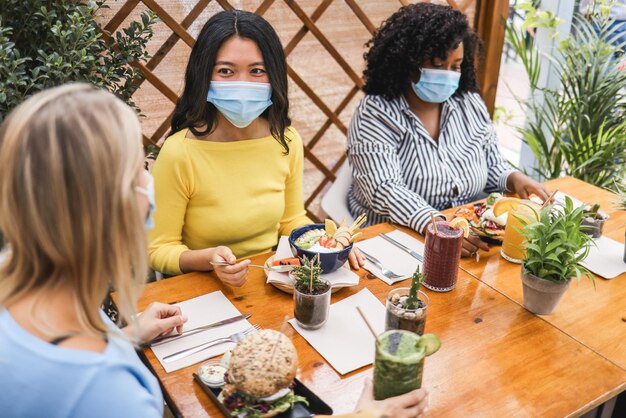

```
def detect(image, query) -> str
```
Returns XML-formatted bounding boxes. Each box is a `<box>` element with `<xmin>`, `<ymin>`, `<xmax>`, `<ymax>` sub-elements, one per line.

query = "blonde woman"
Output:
<box><xmin>0</xmin><ymin>84</ymin><xmax>187</xmax><ymax>417</ymax></box>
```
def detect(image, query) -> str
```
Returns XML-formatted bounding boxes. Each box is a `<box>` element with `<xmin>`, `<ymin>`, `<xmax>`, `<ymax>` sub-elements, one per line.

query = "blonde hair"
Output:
<box><xmin>0</xmin><ymin>83</ymin><xmax>147</xmax><ymax>337</ymax></box>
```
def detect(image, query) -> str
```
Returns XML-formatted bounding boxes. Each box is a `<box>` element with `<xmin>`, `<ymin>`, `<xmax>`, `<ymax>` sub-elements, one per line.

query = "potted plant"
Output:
<box><xmin>580</xmin><ymin>203</ymin><xmax>609</xmax><ymax>238</ymax></box>
<box><xmin>518</xmin><ymin>197</ymin><xmax>593</xmax><ymax>315</ymax></box>
<box><xmin>385</xmin><ymin>267</ymin><xmax>429</xmax><ymax>335</ymax></box>
<box><xmin>292</xmin><ymin>254</ymin><xmax>331</xmax><ymax>329</ymax></box>
<box><xmin>504</xmin><ymin>3</ymin><xmax>626</xmax><ymax>188</ymax></box>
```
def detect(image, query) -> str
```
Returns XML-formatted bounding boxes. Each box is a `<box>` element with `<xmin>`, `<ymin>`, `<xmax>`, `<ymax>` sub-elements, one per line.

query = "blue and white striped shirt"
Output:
<box><xmin>347</xmin><ymin>92</ymin><xmax>515</xmax><ymax>234</ymax></box>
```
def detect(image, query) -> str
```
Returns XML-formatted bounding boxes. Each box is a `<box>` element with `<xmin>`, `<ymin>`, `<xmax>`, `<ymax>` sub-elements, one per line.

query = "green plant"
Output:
<box><xmin>292</xmin><ymin>255</ymin><xmax>326</xmax><ymax>293</ymax></box>
<box><xmin>504</xmin><ymin>1</ymin><xmax>626</xmax><ymax>189</ymax></box>
<box><xmin>611</xmin><ymin>181</ymin><xmax>626</xmax><ymax>210</ymax></box>
<box><xmin>0</xmin><ymin>0</ymin><xmax>157</xmax><ymax>122</ymax></box>
<box><xmin>582</xmin><ymin>203</ymin><xmax>603</xmax><ymax>219</ymax></box>
<box><xmin>519</xmin><ymin>196</ymin><xmax>593</xmax><ymax>283</ymax></box>
<box><xmin>403</xmin><ymin>267</ymin><xmax>426</xmax><ymax>310</ymax></box>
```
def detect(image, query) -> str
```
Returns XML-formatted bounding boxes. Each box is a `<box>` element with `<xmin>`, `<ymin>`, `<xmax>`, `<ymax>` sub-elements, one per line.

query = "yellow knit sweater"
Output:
<box><xmin>148</xmin><ymin>127</ymin><xmax>311</xmax><ymax>275</ymax></box>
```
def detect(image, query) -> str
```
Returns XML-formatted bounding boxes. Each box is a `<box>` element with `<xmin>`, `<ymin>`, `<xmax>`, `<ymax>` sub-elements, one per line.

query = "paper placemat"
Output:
<box><xmin>289</xmin><ymin>288</ymin><xmax>385</xmax><ymax>375</ymax></box>
<box><xmin>581</xmin><ymin>236</ymin><xmax>626</xmax><ymax>279</ymax></box>
<box><xmin>355</xmin><ymin>230</ymin><xmax>423</xmax><ymax>285</ymax></box>
<box><xmin>267</xmin><ymin>236</ymin><xmax>359</xmax><ymax>288</ymax></box>
<box><xmin>150</xmin><ymin>291</ymin><xmax>251</xmax><ymax>373</ymax></box>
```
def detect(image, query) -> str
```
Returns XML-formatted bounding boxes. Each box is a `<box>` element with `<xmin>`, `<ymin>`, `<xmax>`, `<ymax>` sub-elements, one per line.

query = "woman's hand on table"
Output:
<box><xmin>507</xmin><ymin>171</ymin><xmax>550</xmax><ymax>202</ymax></box>
<box><xmin>461</xmin><ymin>234</ymin><xmax>489</xmax><ymax>258</ymax></box>
<box><xmin>125</xmin><ymin>302</ymin><xmax>188</xmax><ymax>345</ymax></box>
<box><xmin>208</xmin><ymin>246</ymin><xmax>250</xmax><ymax>287</ymax></box>
<box><xmin>349</xmin><ymin>246</ymin><xmax>366</xmax><ymax>269</ymax></box>
<box><xmin>354</xmin><ymin>378</ymin><xmax>429</xmax><ymax>418</ymax></box>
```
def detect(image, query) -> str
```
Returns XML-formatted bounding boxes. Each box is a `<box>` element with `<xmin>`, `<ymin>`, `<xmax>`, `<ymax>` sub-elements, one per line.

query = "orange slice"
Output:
<box><xmin>449</xmin><ymin>218</ymin><xmax>470</xmax><ymax>238</ymax></box>
<box><xmin>492</xmin><ymin>197</ymin><xmax>522</xmax><ymax>217</ymax></box>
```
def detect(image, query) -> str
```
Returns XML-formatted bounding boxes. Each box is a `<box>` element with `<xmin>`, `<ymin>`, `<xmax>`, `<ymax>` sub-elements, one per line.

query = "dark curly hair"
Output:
<box><xmin>362</xmin><ymin>3</ymin><xmax>482</xmax><ymax>99</ymax></box>
<box><xmin>170</xmin><ymin>10</ymin><xmax>291</xmax><ymax>153</ymax></box>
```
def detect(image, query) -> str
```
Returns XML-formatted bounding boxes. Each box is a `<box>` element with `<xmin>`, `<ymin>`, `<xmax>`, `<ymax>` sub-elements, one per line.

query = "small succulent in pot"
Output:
<box><xmin>385</xmin><ymin>267</ymin><xmax>429</xmax><ymax>335</ymax></box>
<box><xmin>580</xmin><ymin>203</ymin><xmax>609</xmax><ymax>238</ymax></box>
<box><xmin>292</xmin><ymin>254</ymin><xmax>331</xmax><ymax>330</ymax></box>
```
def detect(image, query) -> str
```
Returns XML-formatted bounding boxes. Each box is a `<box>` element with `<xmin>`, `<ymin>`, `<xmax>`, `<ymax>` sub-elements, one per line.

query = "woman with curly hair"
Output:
<box><xmin>347</xmin><ymin>3</ymin><xmax>549</xmax><ymax>257</ymax></box>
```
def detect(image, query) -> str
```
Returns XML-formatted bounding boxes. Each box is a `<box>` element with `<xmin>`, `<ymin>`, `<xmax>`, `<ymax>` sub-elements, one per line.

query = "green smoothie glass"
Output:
<box><xmin>373</xmin><ymin>330</ymin><xmax>440</xmax><ymax>400</ymax></box>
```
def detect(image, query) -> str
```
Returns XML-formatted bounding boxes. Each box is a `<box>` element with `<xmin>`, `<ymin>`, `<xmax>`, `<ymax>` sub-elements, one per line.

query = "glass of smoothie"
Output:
<box><xmin>385</xmin><ymin>288</ymin><xmax>429</xmax><ymax>335</ymax></box>
<box><xmin>373</xmin><ymin>330</ymin><xmax>440</xmax><ymax>400</ymax></box>
<box><xmin>423</xmin><ymin>220</ymin><xmax>463</xmax><ymax>292</ymax></box>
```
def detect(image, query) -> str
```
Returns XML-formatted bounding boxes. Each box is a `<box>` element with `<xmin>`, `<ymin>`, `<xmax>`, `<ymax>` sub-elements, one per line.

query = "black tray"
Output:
<box><xmin>193</xmin><ymin>374</ymin><xmax>333</xmax><ymax>417</ymax></box>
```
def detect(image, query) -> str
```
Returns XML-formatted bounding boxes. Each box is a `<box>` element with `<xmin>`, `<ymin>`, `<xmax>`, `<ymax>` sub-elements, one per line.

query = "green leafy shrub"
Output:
<box><xmin>0</xmin><ymin>0</ymin><xmax>157</xmax><ymax>122</ymax></box>
<box><xmin>505</xmin><ymin>2</ymin><xmax>626</xmax><ymax>189</ymax></box>
<box><xmin>519</xmin><ymin>196</ymin><xmax>593</xmax><ymax>283</ymax></box>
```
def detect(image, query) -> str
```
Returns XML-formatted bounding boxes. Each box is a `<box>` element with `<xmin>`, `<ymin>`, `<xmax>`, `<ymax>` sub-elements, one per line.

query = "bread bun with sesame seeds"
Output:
<box><xmin>219</xmin><ymin>329</ymin><xmax>307</xmax><ymax>417</ymax></box>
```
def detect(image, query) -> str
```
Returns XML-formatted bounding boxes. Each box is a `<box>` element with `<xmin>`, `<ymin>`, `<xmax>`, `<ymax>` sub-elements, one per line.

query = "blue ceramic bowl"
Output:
<box><xmin>288</xmin><ymin>223</ymin><xmax>352</xmax><ymax>274</ymax></box>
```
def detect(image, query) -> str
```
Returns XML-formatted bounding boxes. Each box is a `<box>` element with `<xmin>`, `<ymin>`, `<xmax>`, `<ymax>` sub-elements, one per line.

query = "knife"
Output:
<box><xmin>379</xmin><ymin>233</ymin><xmax>424</xmax><ymax>262</ymax></box>
<box><xmin>150</xmin><ymin>313</ymin><xmax>251</xmax><ymax>346</ymax></box>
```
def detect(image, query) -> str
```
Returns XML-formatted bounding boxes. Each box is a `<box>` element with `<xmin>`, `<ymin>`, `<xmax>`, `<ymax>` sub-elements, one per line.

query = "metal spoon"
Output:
<box><xmin>209</xmin><ymin>260</ymin><xmax>295</xmax><ymax>273</ymax></box>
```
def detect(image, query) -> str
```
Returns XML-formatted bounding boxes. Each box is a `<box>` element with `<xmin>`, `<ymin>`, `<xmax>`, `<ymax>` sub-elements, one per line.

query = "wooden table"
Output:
<box><xmin>451</xmin><ymin>177</ymin><xmax>626</xmax><ymax>371</ymax></box>
<box><xmin>122</xmin><ymin>205</ymin><xmax>626</xmax><ymax>417</ymax></box>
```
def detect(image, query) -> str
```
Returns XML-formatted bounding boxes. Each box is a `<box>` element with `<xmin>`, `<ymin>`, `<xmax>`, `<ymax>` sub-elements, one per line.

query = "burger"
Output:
<box><xmin>219</xmin><ymin>329</ymin><xmax>308</xmax><ymax>417</ymax></box>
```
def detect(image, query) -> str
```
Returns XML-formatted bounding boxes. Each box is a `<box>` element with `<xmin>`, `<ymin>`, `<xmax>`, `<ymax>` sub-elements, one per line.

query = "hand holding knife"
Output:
<box><xmin>150</xmin><ymin>313</ymin><xmax>251</xmax><ymax>346</ymax></box>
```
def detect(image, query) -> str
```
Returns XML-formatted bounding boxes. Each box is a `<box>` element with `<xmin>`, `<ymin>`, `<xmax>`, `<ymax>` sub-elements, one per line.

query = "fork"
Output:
<box><xmin>210</xmin><ymin>260</ymin><xmax>295</xmax><ymax>273</ymax></box>
<box><xmin>162</xmin><ymin>324</ymin><xmax>261</xmax><ymax>363</ymax></box>
<box><xmin>358</xmin><ymin>249</ymin><xmax>404</xmax><ymax>280</ymax></box>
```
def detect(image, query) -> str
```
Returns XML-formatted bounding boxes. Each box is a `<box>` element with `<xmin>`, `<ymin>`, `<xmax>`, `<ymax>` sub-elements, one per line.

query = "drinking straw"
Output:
<box><xmin>269</xmin><ymin>315</ymin><xmax>290</xmax><ymax>363</ymax></box>
<box><xmin>540</xmin><ymin>189</ymin><xmax>559</xmax><ymax>210</ymax></box>
<box><xmin>430</xmin><ymin>212</ymin><xmax>440</xmax><ymax>237</ymax></box>
<box><xmin>356</xmin><ymin>306</ymin><xmax>377</xmax><ymax>338</ymax></box>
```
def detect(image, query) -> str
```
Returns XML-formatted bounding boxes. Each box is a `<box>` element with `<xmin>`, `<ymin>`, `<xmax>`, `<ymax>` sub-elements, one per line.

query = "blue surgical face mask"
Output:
<box><xmin>206</xmin><ymin>81</ymin><xmax>272</xmax><ymax>128</ymax></box>
<box><xmin>135</xmin><ymin>172</ymin><xmax>155</xmax><ymax>231</ymax></box>
<box><xmin>412</xmin><ymin>68</ymin><xmax>461</xmax><ymax>103</ymax></box>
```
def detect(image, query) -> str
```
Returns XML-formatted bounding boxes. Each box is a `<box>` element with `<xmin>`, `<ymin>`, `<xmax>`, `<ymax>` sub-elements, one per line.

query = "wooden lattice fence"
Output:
<box><xmin>101</xmin><ymin>0</ymin><xmax>505</xmax><ymax>221</ymax></box>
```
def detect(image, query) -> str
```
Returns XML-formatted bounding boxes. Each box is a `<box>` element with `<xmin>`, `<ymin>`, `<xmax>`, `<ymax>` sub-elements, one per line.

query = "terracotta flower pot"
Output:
<box><xmin>521</xmin><ymin>265</ymin><xmax>571</xmax><ymax>315</ymax></box>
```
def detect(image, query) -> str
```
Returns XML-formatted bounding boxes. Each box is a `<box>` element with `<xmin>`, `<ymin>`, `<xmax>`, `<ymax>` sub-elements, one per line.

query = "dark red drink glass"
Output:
<box><xmin>423</xmin><ymin>221</ymin><xmax>463</xmax><ymax>292</ymax></box>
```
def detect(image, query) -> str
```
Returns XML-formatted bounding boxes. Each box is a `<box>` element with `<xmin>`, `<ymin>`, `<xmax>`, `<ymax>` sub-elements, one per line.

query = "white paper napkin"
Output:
<box><xmin>289</xmin><ymin>288</ymin><xmax>385</xmax><ymax>375</ymax></box>
<box><xmin>266</xmin><ymin>236</ymin><xmax>360</xmax><ymax>288</ymax></box>
<box><xmin>150</xmin><ymin>291</ymin><xmax>251</xmax><ymax>373</ymax></box>
<box><xmin>581</xmin><ymin>236</ymin><xmax>626</xmax><ymax>279</ymax></box>
<box><xmin>354</xmin><ymin>230</ymin><xmax>423</xmax><ymax>285</ymax></box>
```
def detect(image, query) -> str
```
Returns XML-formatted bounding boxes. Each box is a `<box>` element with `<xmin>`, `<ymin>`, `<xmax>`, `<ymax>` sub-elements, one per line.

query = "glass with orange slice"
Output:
<box><xmin>498</xmin><ymin>198</ymin><xmax>541</xmax><ymax>263</ymax></box>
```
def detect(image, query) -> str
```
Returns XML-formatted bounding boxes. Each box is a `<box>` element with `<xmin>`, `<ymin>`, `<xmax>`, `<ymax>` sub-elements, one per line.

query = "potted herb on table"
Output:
<box><xmin>385</xmin><ymin>267</ymin><xmax>429</xmax><ymax>335</ymax></box>
<box><xmin>518</xmin><ymin>197</ymin><xmax>593</xmax><ymax>315</ymax></box>
<box><xmin>292</xmin><ymin>254</ymin><xmax>331</xmax><ymax>329</ymax></box>
<box><xmin>580</xmin><ymin>203</ymin><xmax>609</xmax><ymax>238</ymax></box>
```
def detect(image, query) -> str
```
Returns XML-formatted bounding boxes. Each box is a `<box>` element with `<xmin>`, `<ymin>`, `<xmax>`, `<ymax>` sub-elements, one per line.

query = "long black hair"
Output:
<box><xmin>362</xmin><ymin>3</ymin><xmax>482</xmax><ymax>99</ymax></box>
<box><xmin>170</xmin><ymin>10</ymin><xmax>291</xmax><ymax>153</ymax></box>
